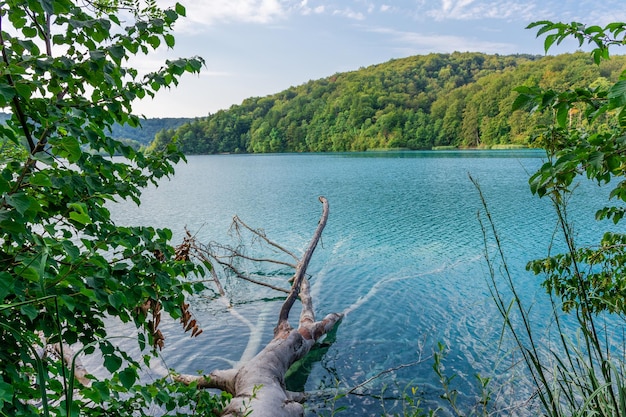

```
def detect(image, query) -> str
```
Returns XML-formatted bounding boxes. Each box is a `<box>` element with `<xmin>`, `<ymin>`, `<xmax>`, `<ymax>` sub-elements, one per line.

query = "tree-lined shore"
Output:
<box><xmin>146</xmin><ymin>51</ymin><xmax>626</xmax><ymax>154</ymax></box>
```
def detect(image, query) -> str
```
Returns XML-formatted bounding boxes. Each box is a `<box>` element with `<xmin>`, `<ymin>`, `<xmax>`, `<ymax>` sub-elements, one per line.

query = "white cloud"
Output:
<box><xmin>370</xmin><ymin>26</ymin><xmax>515</xmax><ymax>54</ymax></box>
<box><xmin>161</xmin><ymin>0</ymin><xmax>626</xmax><ymax>31</ymax></box>
<box><xmin>428</xmin><ymin>0</ymin><xmax>537</xmax><ymax>21</ymax></box>
<box><xmin>166</xmin><ymin>0</ymin><xmax>287</xmax><ymax>29</ymax></box>
<box><xmin>425</xmin><ymin>0</ymin><xmax>626</xmax><ymax>25</ymax></box>
<box><xmin>300</xmin><ymin>0</ymin><xmax>325</xmax><ymax>15</ymax></box>
<box><xmin>331</xmin><ymin>7</ymin><xmax>365</xmax><ymax>20</ymax></box>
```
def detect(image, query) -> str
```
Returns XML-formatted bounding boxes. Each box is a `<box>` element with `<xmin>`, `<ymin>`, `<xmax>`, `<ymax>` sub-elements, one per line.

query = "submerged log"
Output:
<box><xmin>176</xmin><ymin>197</ymin><xmax>343</xmax><ymax>416</ymax></box>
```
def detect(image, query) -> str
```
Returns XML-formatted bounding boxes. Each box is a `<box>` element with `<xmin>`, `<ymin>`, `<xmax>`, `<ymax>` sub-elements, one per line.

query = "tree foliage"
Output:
<box><xmin>481</xmin><ymin>21</ymin><xmax>626</xmax><ymax>417</ymax></box>
<box><xmin>147</xmin><ymin>52</ymin><xmax>626</xmax><ymax>154</ymax></box>
<box><xmin>517</xmin><ymin>21</ymin><xmax>626</xmax><ymax>316</ymax></box>
<box><xmin>0</xmin><ymin>1</ymin><xmax>223</xmax><ymax>415</ymax></box>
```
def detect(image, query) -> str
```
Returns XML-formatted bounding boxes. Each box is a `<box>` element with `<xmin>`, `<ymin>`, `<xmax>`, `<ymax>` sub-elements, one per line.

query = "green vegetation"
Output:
<box><xmin>0</xmin><ymin>112</ymin><xmax>191</xmax><ymax>151</ymax></box>
<box><xmin>3</xmin><ymin>0</ymin><xmax>626</xmax><ymax>414</ymax></box>
<box><xmin>480</xmin><ymin>21</ymin><xmax>626</xmax><ymax>417</ymax></box>
<box><xmin>109</xmin><ymin>117</ymin><xmax>192</xmax><ymax>145</ymax></box>
<box><xmin>147</xmin><ymin>51</ymin><xmax>626</xmax><ymax>154</ymax></box>
<box><xmin>0</xmin><ymin>1</ymin><xmax>226</xmax><ymax>416</ymax></box>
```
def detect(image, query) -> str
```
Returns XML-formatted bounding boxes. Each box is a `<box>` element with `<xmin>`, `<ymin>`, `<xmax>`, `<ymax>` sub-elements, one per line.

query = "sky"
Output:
<box><xmin>134</xmin><ymin>0</ymin><xmax>626</xmax><ymax>118</ymax></box>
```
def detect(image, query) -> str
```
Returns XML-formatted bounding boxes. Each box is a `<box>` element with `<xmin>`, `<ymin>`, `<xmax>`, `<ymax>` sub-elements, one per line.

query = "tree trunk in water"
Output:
<box><xmin>176</xmin><ymin>196</ymin><xmax>343</xmax><ymax>417</ymax></box>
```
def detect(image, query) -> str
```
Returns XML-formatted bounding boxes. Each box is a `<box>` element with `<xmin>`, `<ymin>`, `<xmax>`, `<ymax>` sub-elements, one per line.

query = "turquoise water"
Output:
<box><xmin>110</xmin><ymin>150</ymin><xmax>610</xmax><ymax>415</ymax></box>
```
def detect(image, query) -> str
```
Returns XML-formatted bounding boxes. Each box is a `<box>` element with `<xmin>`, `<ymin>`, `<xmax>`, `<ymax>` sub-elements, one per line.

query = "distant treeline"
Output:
<box><xmin>144</xmin><ymin>51</ymin><xmax>626</xmax><ymax>154</ymax></box>
<box><xmin>0</xmin><ymin>113</ymin><xmax>191</xmax><ymax>148</ymax></box>
<box><xmin>109</xmin><ymin>117</ymin><xmax>192</xmax><ymax>146</ymax></box>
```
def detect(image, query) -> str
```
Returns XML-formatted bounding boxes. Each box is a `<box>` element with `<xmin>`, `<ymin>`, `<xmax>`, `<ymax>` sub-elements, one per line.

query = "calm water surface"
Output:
<box><xmin>109</xmin><ymin>150</ymin><xmax>610</xmax><ymax>415</ymax></box>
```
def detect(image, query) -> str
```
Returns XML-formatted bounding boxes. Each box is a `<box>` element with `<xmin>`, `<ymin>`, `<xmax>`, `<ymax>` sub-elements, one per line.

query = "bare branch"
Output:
<box><xmin>346</xmin><ymin>358</ymin><xmax>428</xmax><ymax>395</ymax></box>
<box><xmin>174</xmin><ymin>368</ymin><xmax>238</xmax><ymax>394</ymax></box>
<box><xmin>277</xmin><ymin>196</ymin><xmax>329</xmax><ymax>329</ymax></box>
<box><xmin>211</xmin><ymin>256</ymin><xmax>291</xmax><ymax>294</ymax></box>
<box><xmin>212</xmin><ymin>246</ymin><xmax>297</xmax><ymax>269</ymax></box>
<box><xmin>183</xmin><ymin>227</ymin><xmax>295</xmax><ymax>295</ymax></box>
<box><xmin>232</xmin><ymin>215</ymin><xmax>299</xmax><ymax>262</ymax></box>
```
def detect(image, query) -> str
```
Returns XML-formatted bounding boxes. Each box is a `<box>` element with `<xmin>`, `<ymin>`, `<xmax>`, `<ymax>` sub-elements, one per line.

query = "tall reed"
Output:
<box><xmin>472</xmin><ymin>174</ymin><xmax>626</xmax><ymax>417</ymax></box>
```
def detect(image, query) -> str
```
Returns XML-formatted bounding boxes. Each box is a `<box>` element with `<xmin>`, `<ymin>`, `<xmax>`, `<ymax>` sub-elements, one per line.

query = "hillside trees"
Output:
<box><xmin>0</xmin><ymin>1</ymin><xmax>216</xmax><ymax>415</ymax></box>
<box><xmin>159</xmin><ymin>52</ymin><xmax>626</xmax><ymax>154</ymax></box>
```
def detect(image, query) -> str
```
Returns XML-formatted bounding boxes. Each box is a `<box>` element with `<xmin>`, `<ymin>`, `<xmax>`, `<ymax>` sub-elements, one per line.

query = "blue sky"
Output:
<box><xmin>136</xmin><ymin>0</ymin><xmax>626</xmax><ymax>118</ymax></box>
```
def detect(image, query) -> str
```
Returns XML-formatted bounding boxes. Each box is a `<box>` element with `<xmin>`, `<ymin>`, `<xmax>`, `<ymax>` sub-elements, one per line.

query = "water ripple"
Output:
<box><xmin>105</xmin><ymin>151</ymin><xmax>612</xmax><ymax>415</ymax></box>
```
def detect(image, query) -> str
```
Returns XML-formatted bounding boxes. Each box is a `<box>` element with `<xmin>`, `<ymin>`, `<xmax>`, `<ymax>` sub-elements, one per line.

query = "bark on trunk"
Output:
<box><xmin>176</xmin><ymin>196</ymin><xmax>343</xmax><ymax>417</ymax></box>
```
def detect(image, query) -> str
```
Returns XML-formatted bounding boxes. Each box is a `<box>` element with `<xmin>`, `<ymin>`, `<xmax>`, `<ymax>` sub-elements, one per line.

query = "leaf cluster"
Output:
<box><xmin>0</xmin><ymin>0</ymin><xmax>213</xmax><ymax>415</ymax></box>
<box><xmin>515</xmin><ymin>21</ymin><xmax>626</xmax><ymax>318</ymax></box>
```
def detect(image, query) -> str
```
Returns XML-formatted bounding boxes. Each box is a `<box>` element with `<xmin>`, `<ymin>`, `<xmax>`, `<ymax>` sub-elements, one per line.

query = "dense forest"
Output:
<box><xmin>146</xmin><ymin>51</ymin><xmax>626</xmax><ymax>154</ymax></box>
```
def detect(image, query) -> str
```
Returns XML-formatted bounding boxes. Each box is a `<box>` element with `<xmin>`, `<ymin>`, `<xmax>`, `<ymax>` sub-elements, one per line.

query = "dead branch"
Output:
<box><xmin>276</xmin><ymin>196</ymin><xmax>329</xmax><ymax>335</ymax></box>
<box><xmin>231</xmin><ymin>215</ymin><xmax>299</xmax><ymax>262</ymax></box>
<box><xmin>210</xmin><ymin>256</ymin><xmax>291</xmax><ymax>293</ymax></box>
<box><xmin>206</xmin><ymin>240</ymin><xmax>298</xmax><ymax>269</ymax></box>
<box><xmin>175</xmin><ymin>196</ymin><xmax>342</xmax><ymax>417</ymax></box>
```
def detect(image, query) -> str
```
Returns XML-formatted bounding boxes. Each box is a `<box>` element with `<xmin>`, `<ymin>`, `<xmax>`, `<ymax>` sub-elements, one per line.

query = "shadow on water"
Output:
<box><xmin>329</xmin><ymin>149</ymin><xmax>545</xmax><ymax>159</ymax></box>
<box><xmin>285</xmin><ymin>320</ymin><xmax>342</xmax><ymax>392</ymax></box>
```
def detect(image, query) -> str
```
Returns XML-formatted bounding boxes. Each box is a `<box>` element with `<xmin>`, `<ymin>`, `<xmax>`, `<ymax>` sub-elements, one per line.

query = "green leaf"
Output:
<box><xmin>60</xmin><ymin>294</ymin><xmax>77</xmax><ymax>311</ymax></box>
<box><xmin>0</xmin><ymin>84</ymin><xmax>15</xmax><ymax>103</ymax></box>
<box><xmin>14</xmin><ymin>82</ymin><xmax>31</xmax><ymax>98</ymax></box>
<box><xmin>609</xmin><ymin>80</ymin><xmax>626</xmax><ymax>108</ymax></box>
<box><xmin>555</xmin><ymin>103</ymin><xmax>569</xmax><ymax>128</ymax></box>
<box><xmin>544</xmin><ymin>33</ymin><xmax>558</xmax><ymax>53</ymax></box>
<box><xmin>55</xmin><ymin>136</ymin><xmax>82</xmax><ymax>162</ymax></box>
<box><xmin>0</xmin><ymin>380</ymin><xmax>14</xmax><ymax>404</ymax></box>
<box><xmin>29</xmin><ymin>172</ymin><xmax>53</xmax><ymax>187</ymax></box>
<box><xmin>606</xmin><ymin>154</ymin><xmax>621</xmax><ymax>173</ymax></box>
<box><xmin>108</xmin><ymin>45</ymin><xmax>125</xmax><ymax>61</ymax></box>
<box><xmin>68</xmin><ymin>202</ymin><xmax>92</xmax><ymax>225</ymax></box>
<box><xmin>587</xmin><ymin>151</ymin><xmax>604</xmax><ymax>171</ymax></box>
<box><xmin>61</xmin><ymin>240</ymin><xmax>81</xmax><ymax>261</ymax></box>
<box><xmin>0</xmin><ymin>272</ymin><xmax>15</xmax><ymax>301</ymax></box>
<box><xmin>69</xmin><ymin>210</ymin><xmax>91</xmax><ymax>225</ymax></box>
<box><xmin>40</xmin><ymin>0</ymin><xmax>54</xmax><ymax>15</ymax></box>
<box><xmin>511</xmin><ymin>93</ymin><xmax>533</xmax><ymax>111</ymax></box>
<box><xmin>108</xmin><ymin>292</ymin><xmax>127</xmax><ymax>310</ymax></box>
<box><xmin>175</xmin><ymin>2</ymin><xmax>186</xmax><ymax>16</ymax></box>
<box><xmin>20</xmin><ymin>304</ymin><xmax>39</xmax><ymax>321</ymax></box>
<box><xmin>104</xmin><ymin>354</ymin><xmax>123</xmax><ymax>373</ymax></box>
<box><xmin>138</xmin><ymin>333</ymin><xmax>146</xmax><ymax>351</ymax></box>
<box><xmin>5</xmin><ymin>193</ymin><xmax>34</xmax><ymax>215</ymax></box>
<box><xmin>19</xmin><ymin>266</ymin><xmax>40</xmax><ymax>283</ymax></box>
<box><xmin>119</xmin><ymin>367</ymin><xmax>137</xmax><ymax>389</ymax></box>
<box><xmin>147</xmin><ymin>36</ymin><xmax>160</xmax><ymax>49</ymax></box>
<box><xmin>89</xmin><ymin>49</ymin><xmax>106</xmax><ymax>60</ymax></box>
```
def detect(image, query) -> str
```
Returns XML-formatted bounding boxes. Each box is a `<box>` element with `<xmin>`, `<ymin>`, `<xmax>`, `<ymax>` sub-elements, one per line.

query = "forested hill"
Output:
<box><xmin>0</xmin><ymin>113</ymin><xmax>190</xmax><ymax>147</ymax></box>
<box><xmin>109</xmin><ymin>117</ymin><xmax>191</xmax><ymax>145</ymax></box>
<box><xmin>147</xmin><ymin>52</ymin><xmax>626</xmax><ymax>154</ymax></box>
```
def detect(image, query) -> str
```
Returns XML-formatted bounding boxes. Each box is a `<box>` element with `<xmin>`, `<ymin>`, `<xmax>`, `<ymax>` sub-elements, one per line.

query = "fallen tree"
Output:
<box><xmin>175</xmin><ymin>196</ymin><xmax>343</xmax><ymax>417</ymax></box>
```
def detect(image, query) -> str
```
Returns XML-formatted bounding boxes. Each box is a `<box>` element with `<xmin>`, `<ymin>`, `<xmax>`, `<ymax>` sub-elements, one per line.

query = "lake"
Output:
<box><xmin>109</xmin><ymin>150</ymin><xmax>609</xmax><ymax>415</ymax></box>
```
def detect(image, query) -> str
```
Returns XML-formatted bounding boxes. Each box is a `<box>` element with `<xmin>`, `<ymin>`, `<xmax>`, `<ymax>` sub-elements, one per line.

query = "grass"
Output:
<box><xmin>489</xmin><ymin>144</ymin><xmax>528</xmax><ymax>150</ymax></box>
<box><xmin>471</xmin><ymin>173</ymin><xmax>626</xmax><ymax>417</ymax></box>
